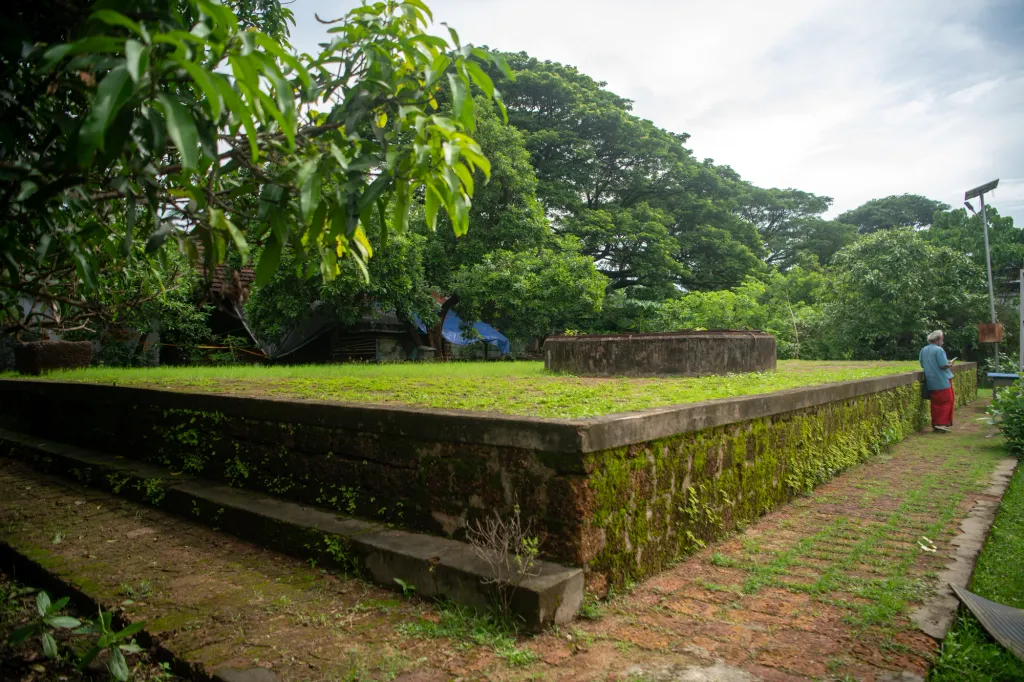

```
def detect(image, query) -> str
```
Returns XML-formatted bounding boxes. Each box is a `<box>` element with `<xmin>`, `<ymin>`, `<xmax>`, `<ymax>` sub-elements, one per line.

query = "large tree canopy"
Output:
<box><xmin>737</xmin><ymin>187</ymin><xmax>836</xmax><ymax>267</ymax></box>
<box><xmin>822</xmin><ymin>229</ymin><xmax>987</xmax><ymax>359</ymax></box>
<box><xmin>837</xmin><ymin>194</ymin><xmax>949</xmax><ymax>234</ymax></box>
<box><xmin>925</xmin><ymin>205</ymin><xmax>1024</xmax><ymax>296</ymax></box>
<box><xmin>482</xmin><ymin>52</ymin><xmax>764</xmax><ymax>293</ymax></box>
<box><xmin>0</xmin><ymin>0</ymin><xmax>506</xmax><ymax>338</ymax></box>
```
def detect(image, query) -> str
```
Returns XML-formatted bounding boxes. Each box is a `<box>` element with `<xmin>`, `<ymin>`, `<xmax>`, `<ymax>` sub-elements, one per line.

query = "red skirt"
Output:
<box><xmin>929</xmin><ymin>386</ymin><xmax>955</xmax><ymax>426</ymax></box>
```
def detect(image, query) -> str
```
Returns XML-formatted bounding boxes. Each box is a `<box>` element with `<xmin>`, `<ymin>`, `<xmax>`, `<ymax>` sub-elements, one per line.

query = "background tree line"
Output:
<box><xmin>245</xmin><ymin>50</ymin><xmax>1017</xmax><ymax>364</ymax></box>
<box><xmin>1</xmin><ymin>3</ymin><xmax>1017</xmax><ymax>366</ymax></box>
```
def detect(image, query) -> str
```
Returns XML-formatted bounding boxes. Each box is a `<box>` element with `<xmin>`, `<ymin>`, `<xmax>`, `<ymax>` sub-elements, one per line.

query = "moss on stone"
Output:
<box><xmin>582</xmin><ymin>372</ymin><xmax>976</xmax><ymax>588</ymax></box>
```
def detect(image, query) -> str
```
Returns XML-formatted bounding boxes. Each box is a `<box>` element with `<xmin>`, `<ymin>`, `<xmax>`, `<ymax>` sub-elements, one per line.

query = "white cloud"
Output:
<box><xmin>290</xmin><ymin>0</ymin><xmax>1024</xmax><ymax>225</ymax></box>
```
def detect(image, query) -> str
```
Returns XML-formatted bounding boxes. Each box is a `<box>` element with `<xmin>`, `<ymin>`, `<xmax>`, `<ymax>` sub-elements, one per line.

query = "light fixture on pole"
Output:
<box><xmin>965</xmin><ymin>179</ymin><xmax>1000</xmax><ymax>370</ymax></box>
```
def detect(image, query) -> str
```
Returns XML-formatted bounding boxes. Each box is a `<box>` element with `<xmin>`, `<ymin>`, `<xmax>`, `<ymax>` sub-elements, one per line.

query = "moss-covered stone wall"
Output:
<box><xmin>0</xmin><ymin>368</ymin><xmax>976</xmax><ymax>591</ymax></box>
<box><xmin>578</xmin><ymin>370</ymin><xmax>976</xmax><ymax>591</ymax></box>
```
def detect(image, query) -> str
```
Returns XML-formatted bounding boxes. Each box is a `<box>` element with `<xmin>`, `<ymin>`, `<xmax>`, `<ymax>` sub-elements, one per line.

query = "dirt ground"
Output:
<box><xmin>0</xmin><ymin>399</ymin><xmax>1011</xmax><ymax>681</ymax></box>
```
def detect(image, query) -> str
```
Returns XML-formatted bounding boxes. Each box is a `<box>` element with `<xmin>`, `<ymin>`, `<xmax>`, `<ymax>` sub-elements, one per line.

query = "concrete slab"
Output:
<box><xmin>911</xmin><ymin>456</ymin><xmax>1018</xmax><ymax>639</ymax></box>
<box><xmin>0</xmin><ymin>428</ymin><xmax>582</xmax><ymax>628</ymax></box>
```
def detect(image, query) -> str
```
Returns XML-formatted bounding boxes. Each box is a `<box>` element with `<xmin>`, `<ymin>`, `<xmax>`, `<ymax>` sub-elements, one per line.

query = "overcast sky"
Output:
<box><xmin>289</xmin><ymin>0</ymin><xmax>1024</xmax><ymax>226</ymax></box>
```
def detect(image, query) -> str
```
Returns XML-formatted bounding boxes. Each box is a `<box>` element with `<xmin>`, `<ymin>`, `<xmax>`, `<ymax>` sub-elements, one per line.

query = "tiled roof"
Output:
<box><xmin>194</xmin><ymin>250</ymin><xmax>255</xmax><ymax>301</ymax></box>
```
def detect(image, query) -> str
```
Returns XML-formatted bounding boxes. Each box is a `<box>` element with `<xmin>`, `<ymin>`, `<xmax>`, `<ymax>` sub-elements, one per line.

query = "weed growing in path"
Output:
<box><xmin>396</xmin><ymin>600</ymin><xmax>536</xmax><ymax>667</ymax></box>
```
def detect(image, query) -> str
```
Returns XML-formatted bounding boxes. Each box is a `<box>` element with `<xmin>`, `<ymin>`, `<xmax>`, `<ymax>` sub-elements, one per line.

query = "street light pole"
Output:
<box><xmin>965</xmin><ymin>179</ymin><xmax>1000</xmax><ymax>372</ymax></box>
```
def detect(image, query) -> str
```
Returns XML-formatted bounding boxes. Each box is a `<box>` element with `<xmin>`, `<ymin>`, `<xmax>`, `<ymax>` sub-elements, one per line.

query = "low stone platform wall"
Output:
<box><xmin>544</xmin><ymin>330</ymin><xmax>777</xmax><ymax>376</ymax></box>
<box><xmin>0</xmin><ymin>365</ymin><xmax>977</xmax><ymax>592</ymax></box>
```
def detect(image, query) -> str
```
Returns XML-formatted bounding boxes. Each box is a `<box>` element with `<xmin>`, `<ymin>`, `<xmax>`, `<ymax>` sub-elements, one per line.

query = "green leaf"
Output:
<box><xmin>41</xmin><ymin>36</ymin><xmax>123</xmax><ymax>70</ymax></box>
<box><xmin>125</xmin><ymin>40</ymin><xmax>148</xmax><ymax>84</ymax></box>
<box><xmin>122</xmin><ymin>194</ymin><xmax>136</xmax><ymax>256</ymax></box>
<box><xmin>108</xmin><ymin>647</ymin><xmax>129</xmax><ymax>681</ymax></box>
<box><xmin>78</xmin><ymin>67</ymin><xmax>133</xmax><ymax>166</ymax></box>
<box><xmin>36</xmin><ymin>591</ymin><xmax>50</xmax><ymax>617</ymax></box>
<box><xmin>41</xmin><ymin>632</ymin><xmax>58</xmax><ymax>659</ymax></box>
<box><xmin>90</xmin><ymin>10</ymin><xmax>142</xmax><ymax>35</ymax></box>
<box><xmin>112</xmin><ymin>622</ymin><xmax>144</xmax><ymax>642</ymax></box>
<box><xmin>8</xmin><ymin>624</ymin><xmax>37</xmax><ymax>644</ymax></box>
<box><xmin>446</xmin><ymin>73</ymin><xmax>474</xmax><ymax>131</ymax></box>
<box><xmin>255</xmin><ymin>233</ymin><xmax>282</xmax><ymax>287</ymax></box>
<box><xmin>424</xmin><ymin>183</ymin><xmax>441</xmax><ymax>231</ymax></box>
<box><xmin>447</xmin><ymin>26</ymin><xmax>461</xmax><ymax>48</ymax></box>
<box><xmin>461</xmin><ymin>145</ymin><xmax>491</xmax><ymax>180</ymax></box>
<box><xmin>307</xmin><ymin>200</ymin><xmax>328</xmax><ymax>245</ymax></box>
<box><xmin>493</xmin><ymin>88</ymin><xmax>508</xmax><ymax>124</ymax></box>
<box><xmin>45</xmin><ymin>616</ymin><xmax>82</xmax><ymax>629</ymax></box>
<box><xmin>350</xmin><ymin>251</ymin><xmax>370</xmax><ymax>283</ymax></box>
<box><xmin>253</xmin><ymin>32</ymin><xmax>311</xmax><ymax>91</ymax></box>
<box><xmin>78</xmin><ymin>645</ymin><xmax>101</xmax><ymax>670</ymax></box>
<box><xmin>465</xmin><ymin>61</ymin><xmax>494</xmax><ymax>99</ymax></box>
<box><xmin>50</xmin><ymin>597</ymin><xmax>70</xmax><ymax>613</ymax></box>
<box><xmin>16</xmin><ymin>181</ymin><xmax>38</xmax><ymax>202</ymax></box>
<box><xmin>297</xmin><ymin>159</ymin><xmax>321</xmax><ymax>221</ymax></box>
<box><xmin>156</xmin><ymin>94</ymin><xmax>199</xmax><ymax>171</ymax></box>
<box><xmin>453</xmin><ymin>163</ymin><xmax>474</xmax><ymax>196</ymax></box>
<box><xmin>40</xmin><ymin>44</ymin><xmax>74</xmax><ymax>69</ymax></box>
<box><xmin>254</xmin><ymin>89</ymin><xmax>294</xmax><ymax>149</ymax></box>
<box><xmin>377</xmin><ymin>197</ymin><xmax>389</xmax><ymax>247</ymax></box>
<box><xmin>356</xmin><ymin>171</ymin><xmax>391</xmax><ymax>215</ymax></box>
<box><xmin>176</xmin><ymin>60</ymin><xmax>222</xmax><ymax>120</ymax></box>
<box><xmin>490</xmin><ymin>52</ymin><xmax>514</xmax><ymax>80</ymax></box>
<box><xmin>144</xmin><ymin>107</ymin><xmax>166</xmax><ymax>158</ymax></box>
<box><xmin>210</xmin><ymin>208</ymin><xmax>249</xmax><ymax>262</ymax></box>
<box><xmin>197</xmin><ymin>0</ymin><xmax>239</xmax><ymax>33</ymax></box>
<box><xmin>146</xmin><ymin>221</ymin><xmax>173</xmax><ymax>253</ymax></box>
<box><xmin>402</xmin><ymin>0</ymin><xmax>433</xmax><ymax>21</ymax></box>
<box><xmin>212</xmin><ymin>77</ymin><xmax>258</xmax><ymax>162</ymax></box>
<box><xmin>389</xmin><ymin>179</ymin><xmax>410</xmax><ymax>233</ymax></box>
<box><xmin>451</xmin><ymin>192</ymin><xmax>471</xmax><ymax>237</ymax></box>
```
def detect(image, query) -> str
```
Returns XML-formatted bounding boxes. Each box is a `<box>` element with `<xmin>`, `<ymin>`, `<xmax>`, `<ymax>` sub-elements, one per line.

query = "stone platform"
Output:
<box><xmin>0</xmin><ymin>364</ymin><xmax>978</xmax><ymax>592</ymax></box>
<box><xmin>543</xmin><ymin>330</ymin><xmax>777</xmax><ymax>377</ymax></box>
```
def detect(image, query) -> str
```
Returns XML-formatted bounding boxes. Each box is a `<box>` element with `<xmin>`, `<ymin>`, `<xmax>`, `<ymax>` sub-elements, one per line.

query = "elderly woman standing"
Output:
<box><xmin>919</xmin><ymin>330</ymin><xmax>956</xmax><ymax>432</ymax></box>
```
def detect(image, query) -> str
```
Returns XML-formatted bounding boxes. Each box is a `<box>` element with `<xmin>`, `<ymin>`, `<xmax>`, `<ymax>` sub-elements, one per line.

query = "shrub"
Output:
<box><xmin>988</xmin><ymin>381</ymin><xmax>1024</xmax><ymax>455</ymax></box>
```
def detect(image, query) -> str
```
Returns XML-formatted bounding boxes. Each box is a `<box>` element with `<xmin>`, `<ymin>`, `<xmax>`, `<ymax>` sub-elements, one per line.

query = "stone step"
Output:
<box><xmin>0</xmin><ymin>428</ymin><xmax>582</xmax><ymax>628</ymax></box>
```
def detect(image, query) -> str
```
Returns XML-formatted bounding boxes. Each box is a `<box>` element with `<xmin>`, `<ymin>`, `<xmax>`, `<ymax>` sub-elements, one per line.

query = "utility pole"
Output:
<box><xmin>965</xmin><ymin>179</ymin><xmax>1000</xmax><ymax>371</ymax></box>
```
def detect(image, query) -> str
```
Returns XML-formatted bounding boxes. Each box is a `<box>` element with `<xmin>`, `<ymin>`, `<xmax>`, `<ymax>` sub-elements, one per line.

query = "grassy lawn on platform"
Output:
<box><xmin>6</xmin><ymin>359</ymin><xmax>920</xmax><ymax>418</ymax></box>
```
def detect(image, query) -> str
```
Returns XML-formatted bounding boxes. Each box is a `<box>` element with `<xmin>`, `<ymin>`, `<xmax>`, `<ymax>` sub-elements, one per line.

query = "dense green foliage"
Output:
<box><xmin>988</xmin><ymin>381</ymin><xmax>1024</xmax><ymax>455</ymax></box>
<box><xmin>838</xmin><ymin>194</ymin><xmax>950</xmax><ymax>234</ymax></box>
<box><xmin>0</xmin><ymin>0</ymin><xmax>506</xmax><ymax>340</ymax></box>
<box><xmin>823</xmin><ymin>229</ymin><xmax>988</xmax><ymax>359</ymax></box>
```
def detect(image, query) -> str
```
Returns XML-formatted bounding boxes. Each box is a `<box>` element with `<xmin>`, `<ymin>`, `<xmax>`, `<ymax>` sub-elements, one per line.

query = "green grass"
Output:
<box><xmin>930</xmin><ymin>456</ymin><xmax>1024</xmax><ymax>682</ymax></box>
<box><xmin>395</xmin><ymin>601</ymin><xmax>536</xmax><ymax>667</ymax></box>
<box><xmin>6</xmin><ymin>359</ymin><xmax>920</xmax><ymax>419</ymax></box>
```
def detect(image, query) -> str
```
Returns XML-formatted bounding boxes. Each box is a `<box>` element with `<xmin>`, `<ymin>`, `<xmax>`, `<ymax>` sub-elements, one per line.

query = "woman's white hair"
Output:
<box><xmin>927</xmin><ymin>330</ymin><xmax>944</xmax><ymax>343</ymax></box>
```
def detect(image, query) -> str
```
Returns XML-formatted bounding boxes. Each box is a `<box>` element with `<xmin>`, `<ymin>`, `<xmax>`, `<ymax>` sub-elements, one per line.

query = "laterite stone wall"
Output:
<box><xmin>0</xmin><ymin>366</ymin><xmax>976</xmax><ymax>591</ymax></box>
<box><xmin>580</xmin><ymin>369</ymin><xmax>976</xmax><ymax>591</ymax></box>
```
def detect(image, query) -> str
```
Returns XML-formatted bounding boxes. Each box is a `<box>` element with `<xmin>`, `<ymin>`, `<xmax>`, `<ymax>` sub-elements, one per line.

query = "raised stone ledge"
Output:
<box><xmin>0</xmin><ymin>428</ymin><xmax>583</xmax><ymax>628</ymax></box>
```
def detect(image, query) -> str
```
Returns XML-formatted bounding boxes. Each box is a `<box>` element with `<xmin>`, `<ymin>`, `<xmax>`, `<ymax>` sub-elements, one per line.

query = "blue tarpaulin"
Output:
<box><xmin>416</xmin><ymin>310</ymin><xmax>510</xmax><ymax>355</ymax></box>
